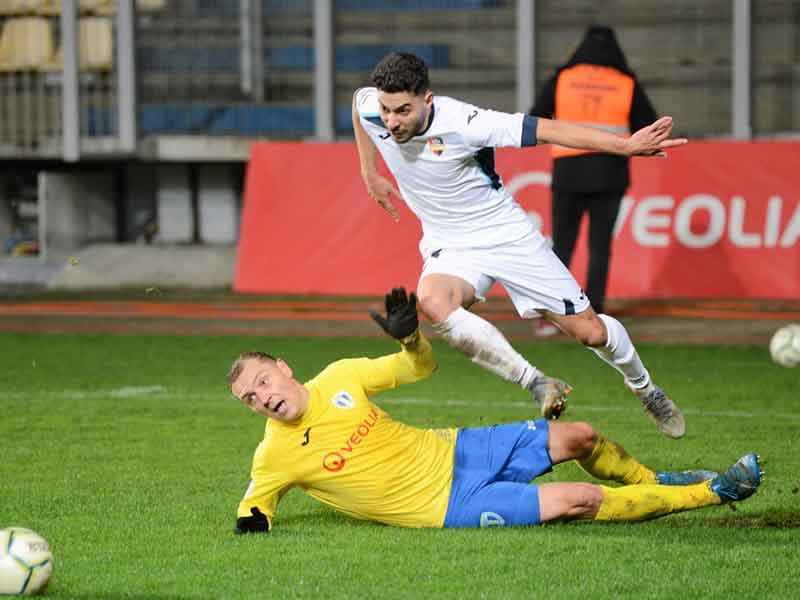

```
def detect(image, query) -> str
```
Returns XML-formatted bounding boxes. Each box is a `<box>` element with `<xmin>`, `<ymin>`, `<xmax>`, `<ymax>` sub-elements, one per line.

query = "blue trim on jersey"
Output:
<box><xmin>522</xmin><ymin>114</ymin><xmax>538</xmax><ymax>147</ymax></box>
<box><xmin>473</xmin><ymin>147</ymin><xmax>502</xmax><ymax>190</ymax></box>
<box><xmin>443</xmin><ymin>420</ymin><xmax>552</xmax><ymax>528</ymax></box>
<box><xmin>364</xmin><ymin>115</ymin><xmax>386</xmax><ymax>128</ymax></box>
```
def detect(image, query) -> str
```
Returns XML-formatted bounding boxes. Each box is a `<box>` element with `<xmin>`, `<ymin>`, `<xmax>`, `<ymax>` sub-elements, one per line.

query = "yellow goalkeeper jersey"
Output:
<box><xmin>237</xmin><ymin>332</ymin><xmax>457</xmax><ymax>529</ymax></box>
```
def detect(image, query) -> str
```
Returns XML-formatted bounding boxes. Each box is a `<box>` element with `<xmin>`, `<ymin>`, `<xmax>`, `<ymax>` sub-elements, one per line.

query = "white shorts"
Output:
<box><xmin>419</xmin><ymin>235</ymin><xmax>590</xmax><ymax>318</ymax></box>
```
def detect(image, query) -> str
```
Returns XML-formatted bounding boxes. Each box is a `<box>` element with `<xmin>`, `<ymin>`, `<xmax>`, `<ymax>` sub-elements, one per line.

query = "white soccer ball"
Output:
<box><xmin>0</xmin><ymin>528</ymin><xmax>53</xmax><ymax>596</ymax></box>
<box><xmin>769</xmin><ymin>324</ymin><xmax>800</xmax><ymax>368</ymax></box>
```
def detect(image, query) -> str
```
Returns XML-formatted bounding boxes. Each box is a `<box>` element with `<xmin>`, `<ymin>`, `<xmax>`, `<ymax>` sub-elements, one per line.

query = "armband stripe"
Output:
<box><xmin>522</xmin><ymin>115</ymin><xmax>538</xmax><ymax>147</ymax></box>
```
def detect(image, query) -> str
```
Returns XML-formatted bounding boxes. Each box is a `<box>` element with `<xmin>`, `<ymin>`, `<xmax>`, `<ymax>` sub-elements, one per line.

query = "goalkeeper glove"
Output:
<box><xmin>235</xmin><ymin>507</ymin><xmax>269</xmax><ymax>534</ymax></box>
<box><xmin>370</xmin><ymin>287</ymin><xmax>419</xmax><ymax>340</ymax></box>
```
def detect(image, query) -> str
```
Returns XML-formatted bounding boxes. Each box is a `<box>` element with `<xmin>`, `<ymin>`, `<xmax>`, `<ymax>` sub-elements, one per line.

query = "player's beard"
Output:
<box><xmin>392</xmin><ymin>111</ymin><xmax>429</xmax><ymax>144</ymax></box>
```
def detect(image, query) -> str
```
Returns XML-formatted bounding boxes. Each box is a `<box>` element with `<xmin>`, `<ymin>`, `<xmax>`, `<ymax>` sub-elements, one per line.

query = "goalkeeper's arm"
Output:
<box><xmin>370</xmin><ymin>287</ymin><xmax>437</xmax><ymax>381</ymax></box>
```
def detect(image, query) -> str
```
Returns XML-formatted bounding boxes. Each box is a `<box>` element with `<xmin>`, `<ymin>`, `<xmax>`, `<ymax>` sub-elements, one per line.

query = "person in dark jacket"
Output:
<box><xmin>529</xmin><ymin>26</ymin><xmax>658</xmax><ymax>315</ymax></box>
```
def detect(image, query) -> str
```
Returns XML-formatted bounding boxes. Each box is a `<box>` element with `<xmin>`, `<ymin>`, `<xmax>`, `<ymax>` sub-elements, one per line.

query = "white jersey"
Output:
<box><xmin>355</xmin><ymin>87</ymin><xmax>543</xmax><ymax>254</ymax></box>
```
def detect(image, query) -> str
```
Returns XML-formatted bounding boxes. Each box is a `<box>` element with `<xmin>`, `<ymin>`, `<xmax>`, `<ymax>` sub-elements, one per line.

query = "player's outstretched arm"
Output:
<box><xmin>536</xmin><ymin>115</ymin><xmax>687</xmax><ymax>157</ymax></box>
<box><xmin>352</xmin><ymin>90</ymin><xmax>402</xmax><ymax>222</ymax></box>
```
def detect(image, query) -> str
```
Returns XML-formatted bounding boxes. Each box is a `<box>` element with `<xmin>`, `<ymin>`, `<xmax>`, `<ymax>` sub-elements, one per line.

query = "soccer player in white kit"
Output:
<box><xmin>352</xmin><ymin>52</ymin><xmax>687</xmax><ymax>438</ymax></box>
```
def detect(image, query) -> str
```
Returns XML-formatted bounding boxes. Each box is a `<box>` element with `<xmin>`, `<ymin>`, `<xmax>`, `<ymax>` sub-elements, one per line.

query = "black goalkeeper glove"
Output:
<box><xmin>370</xmin><ymin>287</ymin><xmax>419</xmax><ymax>340</ymax></box>
<box><xmin>234</xmin><ymin>507</ymin><xmax>270</xmax><ymax>534</ymax></box>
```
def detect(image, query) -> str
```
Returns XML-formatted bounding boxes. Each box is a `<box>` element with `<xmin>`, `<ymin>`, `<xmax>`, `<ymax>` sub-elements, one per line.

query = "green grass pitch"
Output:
<box><xmin>2</xmin><ymin>331</ymin><xmax>798</xmax><ymax>599</ymax></box>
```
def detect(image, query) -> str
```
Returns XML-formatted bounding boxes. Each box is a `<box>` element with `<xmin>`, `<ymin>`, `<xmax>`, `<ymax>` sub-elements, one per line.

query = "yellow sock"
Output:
<box><xmin>577</xmin><ymin>436</ymin><xmax>657</xmax><ymax>485</ymax></box>
<box><xmin>595</xmin><ymin>482</ymin><xmax>721</xmax><ymax>522</ymax></box>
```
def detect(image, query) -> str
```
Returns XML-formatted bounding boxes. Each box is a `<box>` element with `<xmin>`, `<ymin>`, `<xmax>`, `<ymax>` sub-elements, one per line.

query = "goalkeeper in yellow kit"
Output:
<box><xmin>228</xmin><ymin>288</ymin><xmax>762</xmax><ymax>533</ymax></box>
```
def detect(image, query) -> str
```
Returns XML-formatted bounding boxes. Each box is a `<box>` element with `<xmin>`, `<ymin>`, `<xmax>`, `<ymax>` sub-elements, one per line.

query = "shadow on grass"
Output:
<box><xmin>695</xmin><ymin>509</ymin><xmax>800</xmax><ymax>529</ymax></box>
<box><xmin>635</xmin><ymin>508</ymin><xmax>800</xmax><ymax>530</ymax></box>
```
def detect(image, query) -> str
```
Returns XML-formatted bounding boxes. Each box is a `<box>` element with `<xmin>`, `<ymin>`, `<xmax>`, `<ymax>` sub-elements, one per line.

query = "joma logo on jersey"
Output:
<box><xmin>427</xmin><ymin>136</ymin><xmax>445</xmax><ymax>156</ymax></box>
<box><xmin>322</xmin><ymin>407</ymin><xmax>380</xmax><ymax>472</ymax></box>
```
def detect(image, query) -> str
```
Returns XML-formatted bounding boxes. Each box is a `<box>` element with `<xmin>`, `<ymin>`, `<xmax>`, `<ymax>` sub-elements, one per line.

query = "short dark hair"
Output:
<box><xmin>371</xmin><ymin>52</ymin><xmax>430</xmax><ymax>95</ymax></box>
<box><xmin>226</xmin><ymin>351</ymin><xmax>276</xmax><ymax>386</ymax></box>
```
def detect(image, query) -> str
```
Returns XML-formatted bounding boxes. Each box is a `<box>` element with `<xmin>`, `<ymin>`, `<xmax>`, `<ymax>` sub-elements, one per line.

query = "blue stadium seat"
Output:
<box><xmin>139</xmin><ymin>104</ymin><xmax>316</xmax><ymax>136</ymax></box>
<box><xmin>138</xmin><ymin>46</ymin><xmax>238</xmax><ymax>73</ymax></box>
<box><xmin>334</xmin><ymin>0</ymin><xmax>498</xmax><ymax>10</ymax></box>
<box><xmin>274</xmin><ymin>0</ymin><xmax>499</xmax><ymax>11</ymax></box>
<box><xmin>136</xmin><ymin>103</ymin><xmax>357</xmax><ymax>137</ymax></box>
<box><xmin>139</xmin><ymin>43</ymin><xmax>448</xmax><ymax>73</ymax></box>
<box><xmin>169</xmin><ymin>0</ymin><xmax>497</xmax><ymax>17</ymax></box>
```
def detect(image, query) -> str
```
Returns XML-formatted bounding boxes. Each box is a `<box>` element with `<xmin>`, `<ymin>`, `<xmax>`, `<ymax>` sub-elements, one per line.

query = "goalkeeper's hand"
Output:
<box><xmin>370</xmin><ymin>287</ymin><xmax>419</xmax><ymax>340</ymax></box>
<box><xmin>234</xmin><ymin>507</ymin><xmax>269</xmax><ymax>534</ymax></box>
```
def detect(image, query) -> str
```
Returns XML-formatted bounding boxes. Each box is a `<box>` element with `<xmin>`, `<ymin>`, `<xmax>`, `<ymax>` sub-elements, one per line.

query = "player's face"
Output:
<box><xmin>231</xmin><ymin>358</ymin><xmax>308</xmax><ymax>423</ymax></box>
<box><xmin>377</xmin><ymin>90</ymin><xmax>433</xmax><ymax>144</ymax></box>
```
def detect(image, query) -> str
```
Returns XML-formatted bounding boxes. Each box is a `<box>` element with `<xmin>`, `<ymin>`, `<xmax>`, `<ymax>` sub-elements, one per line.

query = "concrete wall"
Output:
<box><xmin>198</xmin><ymin>164</ymin><xmax>239</xmax><ymax>244</ymax></box>
<box><xmin>156</xmin><ymin>164</ymin><xmax>193</xmax><ymax>243</ymax></box>
<box><xmin>156</xmin><ymin>163</ymin><xmax>240</xmax><ymax>244</ymax></box>
<box><xmin>48</xmin><ymin>243</ymin><xmax>236</xmax><ymax>290</ymax></box>
<box><xmin>40</xmin><ymin>171</ymin><xmax>116</xmax><ymax>259</ymax></box>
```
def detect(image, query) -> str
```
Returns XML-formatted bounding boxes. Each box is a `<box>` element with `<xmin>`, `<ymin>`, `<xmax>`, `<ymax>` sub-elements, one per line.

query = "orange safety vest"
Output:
<box><xmin>552</xmin><ymin>63</ymin><xmax>634</xmax><ymax>158</ymax></box>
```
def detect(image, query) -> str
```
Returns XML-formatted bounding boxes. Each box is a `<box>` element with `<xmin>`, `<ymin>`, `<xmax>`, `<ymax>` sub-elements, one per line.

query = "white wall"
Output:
<box><xmin>198</xmin><ymin>164</ymin><xmax>238</xmax><ymax>244</ymax></box>
<box><xmin>156</xmin><ymin>164</ymin><xmax>193</xmax><ymax>243</ymax></box>
<box><xmin>156</xmin><ymin>164</ymin><xmax>239</xmax><ymax>244</ymax></box>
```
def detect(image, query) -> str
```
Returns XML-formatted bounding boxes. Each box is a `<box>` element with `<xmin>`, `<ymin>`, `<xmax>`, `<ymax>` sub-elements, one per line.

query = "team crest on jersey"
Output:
<box><xmin>331</xmin><ymin>391</ymin><xmax>356</xmax><ymax>409</ymax></box>
<box><xmin>427</xmin><ymin>136</ymin><xmax>445</xmax><ymax>156</ymax></box>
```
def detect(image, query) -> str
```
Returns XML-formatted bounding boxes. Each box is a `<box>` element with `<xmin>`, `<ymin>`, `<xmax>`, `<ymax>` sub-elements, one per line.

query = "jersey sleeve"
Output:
<box><xmin>354</xmin><ymin>86</ymin><xmax>386</xmax><ymax>130</ymax></box>
<box><xmin>339</xmin><ymin>330</ymin><xmax>437</xmax><ymax>395</ymax></box>
<box><xmin>236</xmin><ymin>442</ymin><xmax>293</xmax><ymax>529</ymax></box>
<box><xmin>460</xmin><ymin>102</ymin><xmax>539</xmax><ymax>148</ymax></box>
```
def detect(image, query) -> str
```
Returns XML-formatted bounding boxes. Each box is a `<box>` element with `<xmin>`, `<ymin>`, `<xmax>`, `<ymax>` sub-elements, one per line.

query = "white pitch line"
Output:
<box><xmin>381</xmin><ymin>396</ymin><xmax>800</xmax><ymax>421</ymax></box>
<box><xmin>6</xmin><ymin>389</ymin><xmax>800</xmax><ymax>422</ymax></box>
<box><xmin>57</xmin><ymin>386</ymin><xmax>168</xmax><ymax>400</ymax></box>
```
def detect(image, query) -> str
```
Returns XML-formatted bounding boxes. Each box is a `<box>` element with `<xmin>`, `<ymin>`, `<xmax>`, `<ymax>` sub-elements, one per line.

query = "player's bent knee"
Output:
<box><xmin>578</xmin><ymin>321</ymin><xmax>607</xmax><ymax>347</ymax></box>
<box><xmin>548</xmin><ymin>422</ymin><xmax>598</xmax><ymax>461</ymax></box>
<box><xmin>561</xmin><ymin>422</ymin><xmax>597</xmax><ymax>457</ymax></box>
<box><xmin>571</xmin><ymin>422</ymin><xmax>598</xmax><ymax>454</ymax></box>
<box><xmin>417</xmin><ymin>292</ymin><xmax>459</xmax><ymax>324</ymax></box>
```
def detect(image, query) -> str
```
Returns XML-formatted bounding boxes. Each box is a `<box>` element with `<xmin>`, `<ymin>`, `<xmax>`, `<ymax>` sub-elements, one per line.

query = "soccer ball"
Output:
<box><xmin>769</xmin><ymin>324</ymin><xmax>800</xmax><ymax>368</ymax></box>
<box><xmin>0</xmin><ymin>528</ymin><xmax>53</xmax><ymax>596</ymax></box>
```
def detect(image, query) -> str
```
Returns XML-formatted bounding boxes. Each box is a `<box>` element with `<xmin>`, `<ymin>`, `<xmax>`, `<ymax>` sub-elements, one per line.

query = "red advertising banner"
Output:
<box><xmin>236</xmin><ymin>141</ymin><xmax>800</xmax><ymax>299</ymax></box>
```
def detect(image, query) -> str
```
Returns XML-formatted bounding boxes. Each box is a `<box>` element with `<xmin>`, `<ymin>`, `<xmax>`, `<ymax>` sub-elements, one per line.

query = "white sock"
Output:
<box><xmin>591</xmin><ymin>314</ymin><xmax>650</xmax><ymax>389</ymax></box>
<box><xmin>433</xmin><ymin>307</ymin><xmax>539</xmax><ymax>389</ymax></box>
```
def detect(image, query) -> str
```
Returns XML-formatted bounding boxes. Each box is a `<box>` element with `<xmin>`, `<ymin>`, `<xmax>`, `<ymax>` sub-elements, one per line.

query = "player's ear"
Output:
<box><xmin>423</xmin><ymin>90</ymin><xmax>433</xmax><ymax>105</ymax></box>
<box><xmin>275</xmin><ymin>358</ymin><xmax>293</xmax><ymax>379</ymax></box>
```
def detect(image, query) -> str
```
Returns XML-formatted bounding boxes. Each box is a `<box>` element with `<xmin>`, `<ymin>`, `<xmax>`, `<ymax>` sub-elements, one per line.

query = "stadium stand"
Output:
<box><xmin>133</xmin><ymin>0</ymin><xmax>502</xmax><ymax>137</ymax></box>
<box><xmin>0</xmin><ymin>17</ymin><xmax>54</xmax><ymax>70</ymax></box>
<box><xmin>31</xmin><ymin>0</ymin><xmax>165</xmax><ymax>15</ymax></box>
<box><xmin>137</xmin><ymin>43</ymin><xmax>449</xmax><ymax>74</ymax></box>
<box><xmin>41</xmin><ymin>16</ymin><xmax>114</xmax><ymax>71</ymax></box>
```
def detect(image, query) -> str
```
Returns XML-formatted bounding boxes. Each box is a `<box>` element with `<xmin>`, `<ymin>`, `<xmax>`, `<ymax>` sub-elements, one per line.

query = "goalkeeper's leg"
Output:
<box><xmin>538</xmin><ymin>453</ymin><xmax>762</xmax><ymax>523</ymax></box>
<box><xmin>549</xmin><ymin>422</ymin><xmax>717</xmax><ymax>486</ymax></box>
<box><xmin>538</xmin><ymin>481</ymin><xmax>721</xmax><ymax>523</ymax></box>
